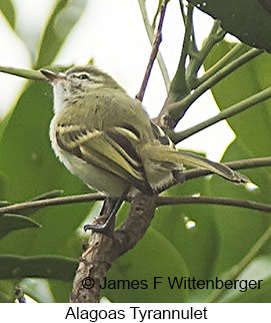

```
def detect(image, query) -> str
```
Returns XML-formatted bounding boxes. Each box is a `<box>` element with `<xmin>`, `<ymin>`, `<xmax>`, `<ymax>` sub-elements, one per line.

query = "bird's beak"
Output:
<box><xmin>40</xmin><ymin>69</ymin><xmax>66</xmax><ymax>83</ymax></box>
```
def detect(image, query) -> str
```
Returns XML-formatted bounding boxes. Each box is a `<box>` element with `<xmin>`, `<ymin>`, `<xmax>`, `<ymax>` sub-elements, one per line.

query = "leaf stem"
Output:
<box><xmin>186</xmin><ymin>20</ymin><xmax>226</xmax><ymax>89</ymax></box>
<box><xmin>171</xmin><ymin>85</ymin><xmax>271</xmax><ymax>143</ymax></box>
<box><xmin>195</xmin><ymin>42</ymin><xmax>245</xmax><ymax>87</ymax></box>
<box><xmin>156</xmin><ymin>195</ymin><xmax>271</xmax><ymax>213</ymax></box>
<box><xmin>163</xmin><ymin>48</ymin><xmax>263</xmax><ymax>126</ymax></box>
<box><xmin>154</xmin><ymin>3</ymin><xmax>194</xmax><ymax>127</ymax></box>
<box><xmin>0</xmin><ymin>193</ymin><xmax>104</xmax><ymax>216</ymax></box>
<box><xmin>0</xmin><ymin>65</ymin><xmax>46</xmax><ymax>82</ymax></box>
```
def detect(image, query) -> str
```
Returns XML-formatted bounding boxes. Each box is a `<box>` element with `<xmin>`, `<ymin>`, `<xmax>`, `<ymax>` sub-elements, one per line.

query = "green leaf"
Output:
<box><xmin>187</xmin><ymin>0</ymin><xmax>271</xmax><ymax>52</ymax></box>
<box><xmin>204</xmin><ymin>41</ymin><xmax>271</xmax><ymax>156</ymax></box>
<box><xmin>106</xmin><ymin>177</ymin><xmax>221</xmax><ymax>302</ymax></box>
<box><xmin>231</xmin><ymin>277</ymin><xmax>271</xmax><ymax>302</ymax></box>
<box><xmin>203</xmin><ymin>41</ymin><xmax>271</xmax><ymax>289</ymax></box>
<box><xmin>35</xmin><ymin>0</ymin><xmax>88</xmax><ymax>68</ymax></box>
<box><xmin>49</xmin><ymin>280</ymin><xmax>72</xmax><ymax>302</ymax></box>
<box><xmin>0</xmin><ymin>78</ymin><xmax>93</xmax><ymax>302</ymax></box>
<box><xmin>0</xmin><ymin>109</ymin><xmax>14</xmax><ymax>141</ymax></box>
<box><xmin>0</xmin><ymin>280</ymin><xmax>15</xmax><ymax>302</ymax></box>
<box><xmin>0</xmin><ymin>255</ymin><xmax>78</xmax><ymax>281</ymax></box>
<box><xmin>223</xmin><ymin>255</ymin><xmax>271</xmax><ymax>302</ymax></box>
<box><xmin>0</xmin><ymin>80</ymin><xmax>92</xmax><ymax>257</ymax></box>
<box><xmin>0</xmin><ymin>214</ymin><xmax>40</xmax><ymax>239</ymax></box>
<box><xmin>0</xmin><ymin>0</ymin><xmax>15</xmax><ymax>29</ymax></box>
<box><xmin>154</xmin><ymin>182</ymin><xmax>219</xmax><ymax>277</ymax></box>
<box><xmin>0</xmin><ymin>201</ymin><xmax>9</xmax><ymax>207</ymax></box>
<box><xmin>104</xmin><ymin>227</ymin><xmax>190</xmax><ymax>303</ymax></box>
<box><xmin>20</xmin><ymin>278</ymin><xmax>55</xmax><ymax>303</ymax></box>
<box><xmin>152</xmin><ymin>179</ymin><xmax>221</xmax><ymax>302</ymax></box>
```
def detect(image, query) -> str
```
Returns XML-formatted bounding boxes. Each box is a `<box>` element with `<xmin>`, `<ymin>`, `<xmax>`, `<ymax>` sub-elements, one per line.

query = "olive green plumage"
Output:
<box><xmin>41</xmin><ymin>65</ymin><xmax>247</xmax><ymax>200</ymax></box>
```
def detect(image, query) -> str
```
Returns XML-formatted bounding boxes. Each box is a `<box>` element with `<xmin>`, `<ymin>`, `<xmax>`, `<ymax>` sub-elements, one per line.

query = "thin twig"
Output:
<box><xmin>151</xmin><ymin>0</ymin><xmax>162</xmax><ymax>29</ymax></box>
<box><xmin>171</xmin><ymin>85</ymin><xmax>271</xmax><ymax>143</ymax></box>
<box><xmin>206</xmin><ymin>223</ymin><xmax>271</xmax><ymax>302</ymax></box>
<box><xmin>186</xmin><ymin>20</ymin><xmax>226</xmax><ymax>89</ymax></box>
<box><xmin>157</xmin><ymin>3</ymin><xmax>193</xmax><ymax>113</ymax></box>
<box><xmin>155</xmin><ymin>18</ymin><xmax>225</xmax><ymax>127</ymax></box>
<box><xmin>156</xmin><ymin>196</ymin><xmax>271</xmax><ymax>213</ymax></box>
<box><xmin>138</xmin><ymin>0</ymin><xmax>170</xmax><ymax>91</ymax></box>
<box><xmin>1</xmin><ymin>157</ymin><xmax>271</xmax><ymax>216</ymax></box>
<box><xmin>0</xmin><ymin>193</ymin><xmax>104</xmax><ymax>216</ymax></box>
<box><xmin>195</xmin><ymin>42</ymin><xmax>245</xmax><ymax>87</ymax></box>
<box><xmin>153</xmin><ymin>3</ymin><xmax>193</xmax><ymax>129</ymax></box>
<box><xmin>136</xmin><ymin>0</ymin><xmax>170</xmax><ymax>101</ymax></box>
<box><xmin>159</xmin><ymin>48</ymin><xmax>263</xmax><ymax>128</ymax></box>
<box><xmin>0</xmin><ymin>156</ymin><xmax>269</xmax><ymax>219</ymax></box>
<box><xmin>179</xmin><ymin>0</ymin><xmax>186</xmax><ymax>24</ymax></box>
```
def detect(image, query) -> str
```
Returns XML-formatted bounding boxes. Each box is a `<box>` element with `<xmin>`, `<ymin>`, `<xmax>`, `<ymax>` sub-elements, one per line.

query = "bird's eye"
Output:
<box><xmin>77</xmin><ymin>73</ymin><xmax>89</xmax><ymax>80</ymax></box>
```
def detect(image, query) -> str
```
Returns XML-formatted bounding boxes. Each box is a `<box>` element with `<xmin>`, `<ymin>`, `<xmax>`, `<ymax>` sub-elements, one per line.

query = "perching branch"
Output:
<box><xmin>70</xmin><ymin>190</ymin><xmax>271</xmax><ymax>302</ymax></box>
<box><xmin>136</xmin><ymin>0</ymin><xmax>170</xmax><ymax>101</ymax></box>
<box><xmin>0</xmin><ymin>154</ymin><xmax>269</xmax><ymax>303</ymax></box>
<box><xmin>70</xmin><ymin>194</ymin><xmax>157</xmax><ymax>302</ymax></box>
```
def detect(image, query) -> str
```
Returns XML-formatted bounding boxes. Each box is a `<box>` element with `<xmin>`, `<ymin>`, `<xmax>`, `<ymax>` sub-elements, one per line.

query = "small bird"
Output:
<box><xmin>41</xmin><ymin>65</ymin><xmax>247</xmax><ymax>233</ymax></box>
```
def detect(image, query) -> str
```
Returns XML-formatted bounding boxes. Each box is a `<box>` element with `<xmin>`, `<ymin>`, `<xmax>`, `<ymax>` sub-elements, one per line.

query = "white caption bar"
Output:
<box><xmin>1</xmin><ymin>303</ymin><xmax>269</xmax><ymax>323</ymax></box>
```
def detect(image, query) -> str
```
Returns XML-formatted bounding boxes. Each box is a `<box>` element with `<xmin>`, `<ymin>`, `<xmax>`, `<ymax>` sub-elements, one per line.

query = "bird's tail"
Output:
<box><xmin>144</xmin><ymin>145</ymin><xmax>249</xmax><ymax>184</ymax></box>
<box><xmin>173</xmin><ymin>150</ymin><xmax>248</xmax><ymax>183</ymax></box>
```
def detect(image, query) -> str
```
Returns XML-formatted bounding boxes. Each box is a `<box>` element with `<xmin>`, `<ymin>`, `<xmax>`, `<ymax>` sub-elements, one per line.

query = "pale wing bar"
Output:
<box><xmin>55</xmin><ymin>124</ymin><xmax>152</xmax><ymax>193</ymax></box>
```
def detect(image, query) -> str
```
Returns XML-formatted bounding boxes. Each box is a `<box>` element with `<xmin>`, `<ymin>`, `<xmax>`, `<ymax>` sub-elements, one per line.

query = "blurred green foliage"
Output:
<box><xmin>0</xmin><ymin>0</ymin><xmax>270</xmax><ymax>303</ymax></box>
<box><xmin>187</xmin><ymin>0</ymin><xmax>271</xmax><ymax>52</ymax></box>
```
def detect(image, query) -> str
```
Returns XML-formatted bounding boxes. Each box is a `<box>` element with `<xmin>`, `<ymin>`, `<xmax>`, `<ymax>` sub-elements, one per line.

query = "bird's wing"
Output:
<box><xmin>55</xmin><ymin>123</ymin><xmax>152</xmax><ymax>193</ymax></box>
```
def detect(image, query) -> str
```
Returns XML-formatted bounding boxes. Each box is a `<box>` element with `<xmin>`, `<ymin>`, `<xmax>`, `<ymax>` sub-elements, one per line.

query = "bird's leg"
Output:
<box><xmin>84</xmin><ymin>197</ymin><xmax>124</xmax><ymax>235</ymax></box>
